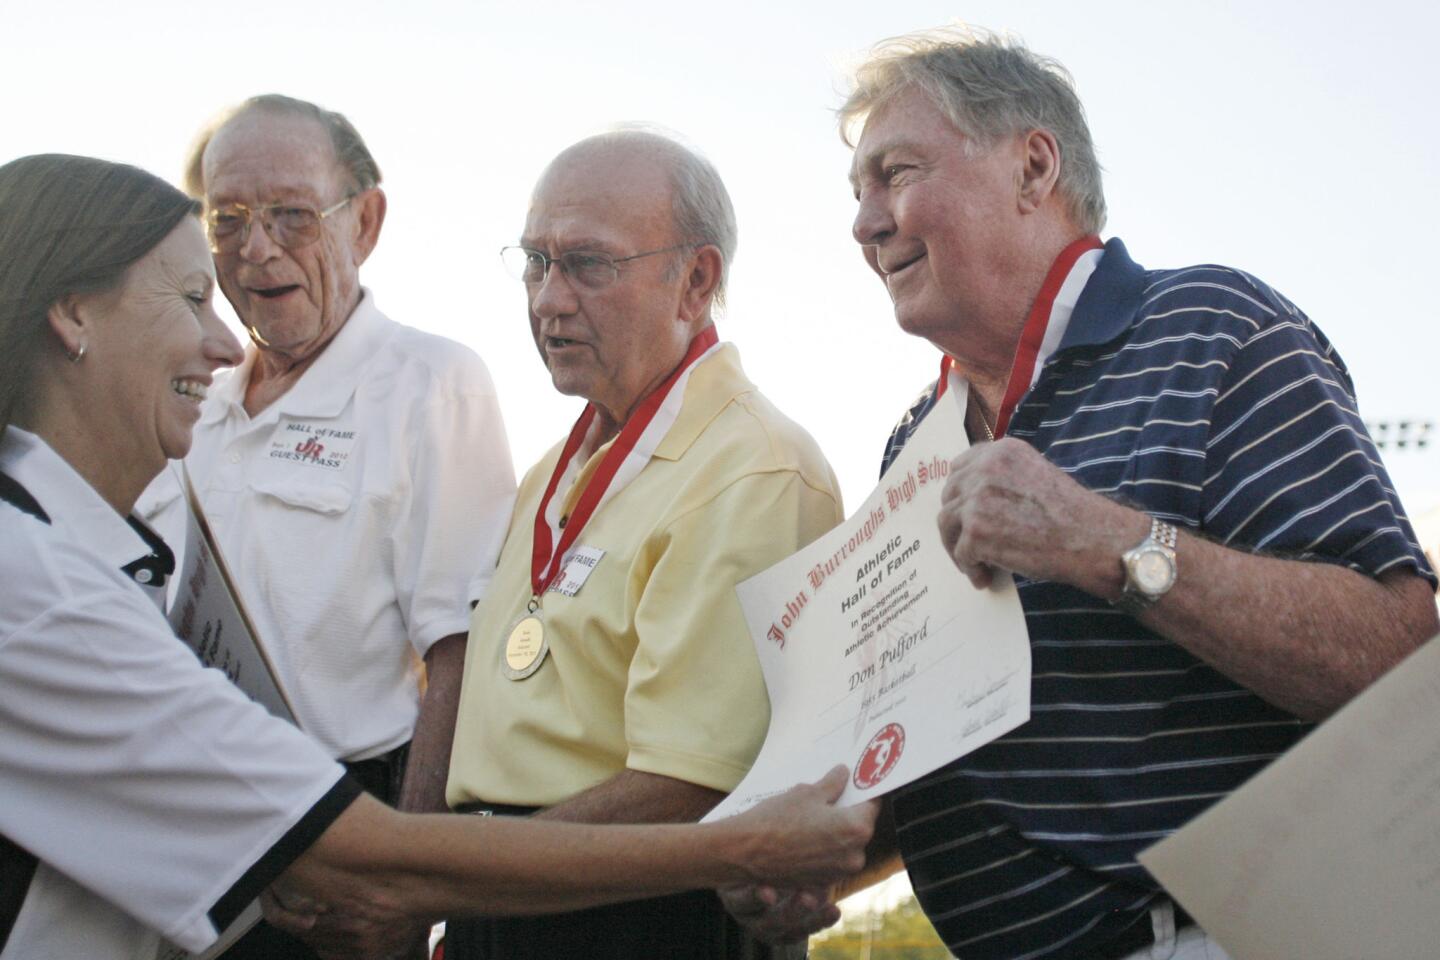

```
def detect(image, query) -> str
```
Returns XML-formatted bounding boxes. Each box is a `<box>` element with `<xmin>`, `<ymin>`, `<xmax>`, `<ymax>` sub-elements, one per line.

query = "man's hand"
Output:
<box><xmin>719</xmin><ymin>884</ymin><xmax>840</xmax><ymax>944</ymax></box>
<box><xmin>727</xmin><ymin>766</ymin><xmax>877</xmax><ymax>889</ymax></box>
<box><xmin>282</xmin><ymin>896</ymin><xmax>420</xmax><ymax>960</ymax></box>
<box><xmin>936</xmin><ymin>437</ymin><xmax>1139</xmax><ymax>594</ymax></box>
<box><xmin>260</xmin><ymin>881</ymin><xmax>328</xmax><ymax>937</ymax></box>
<box><xmin>936</xmin><ymin>440</ymin><xmax>1440</xmax><ymax>720</ymax></box>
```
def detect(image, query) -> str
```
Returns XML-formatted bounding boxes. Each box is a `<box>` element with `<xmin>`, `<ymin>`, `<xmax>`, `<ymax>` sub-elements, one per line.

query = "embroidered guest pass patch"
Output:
<box><xmin>548</xmin><ymin>545</ymin><xmax>605</xmax><ymax>597</ymax></box>
<box><xmin>267</xmin><ymin>419</ymin><xmax>358</xmax><ymax>471</ymax></box>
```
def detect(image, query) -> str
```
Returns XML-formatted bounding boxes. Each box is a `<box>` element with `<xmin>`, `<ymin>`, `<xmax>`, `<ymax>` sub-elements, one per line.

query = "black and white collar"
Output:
<box><xmin>0</xmin><ymin>429</ymin><xmax>175</xmax><ymax>593</ymax></box>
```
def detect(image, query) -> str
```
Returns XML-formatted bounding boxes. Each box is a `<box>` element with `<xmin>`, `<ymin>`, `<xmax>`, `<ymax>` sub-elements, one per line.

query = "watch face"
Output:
<box><xmin>1133</xmin><ymin>549</ymin><xmax>1175</xmax><ymax>593</ymax></box>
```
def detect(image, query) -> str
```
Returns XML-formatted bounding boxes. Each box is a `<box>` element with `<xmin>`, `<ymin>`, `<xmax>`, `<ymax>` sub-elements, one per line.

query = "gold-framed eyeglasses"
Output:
<box><xmin>500</xmin><ymin>244</ymin><xmax>694</xmax><ymax>291</ymax></box>
<box><xmin>205</xmin><ymin>195</ymin><xmax>355</xmax><ymax>254</ymax></box>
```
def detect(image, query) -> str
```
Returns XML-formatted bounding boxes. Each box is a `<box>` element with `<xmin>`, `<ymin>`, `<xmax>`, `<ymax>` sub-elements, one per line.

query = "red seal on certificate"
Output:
<box><xmin>854</xmin><ymin>723</ymin><xmax>906</xmax><ymax>790</ymax></box>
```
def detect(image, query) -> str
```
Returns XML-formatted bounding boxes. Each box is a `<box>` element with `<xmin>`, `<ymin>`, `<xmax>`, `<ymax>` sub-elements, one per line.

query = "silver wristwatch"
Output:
<box><xmin>1116</xmin><ymin>517</ymin><xmax>1178</xmax><ymax>615</ymax></box>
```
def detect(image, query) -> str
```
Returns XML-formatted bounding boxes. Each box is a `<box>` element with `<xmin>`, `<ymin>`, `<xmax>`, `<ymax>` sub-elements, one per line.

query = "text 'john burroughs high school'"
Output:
<box><xmin>764</xmin><ymin>454</ymin><xmax>950</xmax><ymax>650</ymax></box>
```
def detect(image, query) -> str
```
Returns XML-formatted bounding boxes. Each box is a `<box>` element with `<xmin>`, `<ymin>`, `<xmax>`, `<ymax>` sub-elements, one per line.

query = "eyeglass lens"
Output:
<box><xmin>501</xmin><ymin>248</ymin><xmax>620</xmax><ymax>289</ymax></box>
<box><xmin>209</xmin><ymin>205</ymin><xmax>326</xmax><ymax>252</ymax></box>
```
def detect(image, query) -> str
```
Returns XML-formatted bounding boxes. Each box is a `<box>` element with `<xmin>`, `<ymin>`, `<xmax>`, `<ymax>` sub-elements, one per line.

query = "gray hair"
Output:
<box><xmin>581</xmin><ymin>127</ymin><xmax>739</xmax><ymax>311</ymax></box>
<box><xmin>840</xmin><ymin>25</ymin><xmax>1106</xmax><ymax>233</ymax></box>
<box><xmin>183</xmin><ymin>94</ymin><xmax>382</xmax><ymax>199</ymax></box>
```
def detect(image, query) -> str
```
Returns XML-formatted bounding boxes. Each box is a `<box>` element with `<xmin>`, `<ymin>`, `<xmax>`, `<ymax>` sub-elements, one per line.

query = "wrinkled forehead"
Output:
<box><xmin>847</xmin><ymin>93</ymin><xmax>906</xmax><ymax>178</ymax></box>
<box><xmin>161</xmin><ymin>217</ymin><xmax>215</xmax><ymax>273</ymax></box>
<box><xmin>523</xmin><ymin>146</ymin><xmax>675</xmax><ymax>251</ymax></box>
<box><xmin>848</xmin><ymin>87</ymin><xmax>966</xmax><ymax>184</ymax></box>
<box><xmin>115</xmin><ymin>218</ymin><xmax>215</xmax><ymax>298</ymax></box>
<box><xmin>202</xmin><ymin>110</ymin><xmax>344</xmax><ymax>205</ymax></box>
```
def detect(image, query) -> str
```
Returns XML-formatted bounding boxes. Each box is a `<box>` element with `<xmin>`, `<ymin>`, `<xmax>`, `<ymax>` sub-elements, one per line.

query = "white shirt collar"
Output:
<box><xmin>205</xmin><ymin>287</ymin><xmax>392</xmax><ymax>426</ymax></box>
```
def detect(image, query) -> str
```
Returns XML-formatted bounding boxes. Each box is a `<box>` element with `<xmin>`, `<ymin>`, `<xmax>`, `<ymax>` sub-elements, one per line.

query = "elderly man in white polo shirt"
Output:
<box><xmin>140</xmin><ymin>95</ymin><xmax>515</xmax><ymax>958</ymax></box>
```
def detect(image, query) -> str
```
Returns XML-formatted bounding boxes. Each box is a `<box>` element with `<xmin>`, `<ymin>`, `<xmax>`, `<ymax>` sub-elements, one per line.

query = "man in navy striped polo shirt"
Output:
<box><xmin>726</xmin><ymin>25</ymin><xmax>1439</xmax><ymax>960</ymax></box>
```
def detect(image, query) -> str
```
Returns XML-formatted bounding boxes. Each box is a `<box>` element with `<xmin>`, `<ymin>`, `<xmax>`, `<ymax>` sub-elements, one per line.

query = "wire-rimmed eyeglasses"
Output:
<box><xmin>205</xmin><ymin>195</ymin><xmax>355</xmax><ymax>254</ymax></box>
<box><xmin>499</xmin><ymin>244</ymin><xmax>694</xmax><ymax>290</ymax></box>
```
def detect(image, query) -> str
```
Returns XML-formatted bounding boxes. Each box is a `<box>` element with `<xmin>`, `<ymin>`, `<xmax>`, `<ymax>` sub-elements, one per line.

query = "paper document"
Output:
<box><xmin>156</xmin><ymin>469</ymin><xmax>297</xmax><ymax>958</ymax></box>
<box><xmin>167</xmin><ymin>465</ymin><xmax>295</xmax><ymax>724</ymax></box>
<box><xmin>706</xmin><ymin>390</ymin><xmax>1030</xmax><ymax>821</ymax></box>
<box><xmin>1139</xmin><ymin>632</ymin><xmax>1440</xmax><ymax>959</ymax></box>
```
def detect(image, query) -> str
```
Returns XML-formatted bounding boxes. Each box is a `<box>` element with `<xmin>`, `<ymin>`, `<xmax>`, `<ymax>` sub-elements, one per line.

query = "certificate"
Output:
<box><xmin>166</xmin><ymin>465</ymin><xmax>295</xmax><ymax>724</ymax></box>
<box><xmin>155</xmin><ymin>468</ymin><xmax>296</xmax><ymax>958</ymax></box>
<box><xmin>1138</xmin><ymin>632</ymin><xmax>1440</xmax><ymax>959</ymax></box>
<box><xmin>706</xmin><ymin>389</ymin><xmax>1030</xmax><ymax>820</ymax></box>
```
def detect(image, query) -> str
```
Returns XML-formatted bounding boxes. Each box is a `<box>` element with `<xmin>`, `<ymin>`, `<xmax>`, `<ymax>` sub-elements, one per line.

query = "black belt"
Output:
<box><xmin>341</xmin><ymin>741</ymin><xmax>410</xmax><ymax>806</ymax></box>
<box><xmin>453</xmin><ymin>800</ymin><xmax>542</xmax><ymax>817</ymax></box>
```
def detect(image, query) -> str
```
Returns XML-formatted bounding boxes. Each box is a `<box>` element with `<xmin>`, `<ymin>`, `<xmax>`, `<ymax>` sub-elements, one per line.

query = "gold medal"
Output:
<box><xmin>502</xmin><ymin>598</ymin><xmax>548</xmax><ymax>680</ymax></box>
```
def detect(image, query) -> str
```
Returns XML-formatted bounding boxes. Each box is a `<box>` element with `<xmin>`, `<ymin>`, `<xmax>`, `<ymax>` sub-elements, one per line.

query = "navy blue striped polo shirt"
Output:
<box><xmin>880</xmin><ymin>238</ymin><xmax>1435</xmax><ymax>960</ymax></box>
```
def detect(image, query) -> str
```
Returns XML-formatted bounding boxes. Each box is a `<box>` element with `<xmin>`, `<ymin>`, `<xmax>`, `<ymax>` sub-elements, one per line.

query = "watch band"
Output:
<box><xmin>1147</xmin><ymin>517</ymin><xmax>1178</xmax><ymax>551</ymax></box>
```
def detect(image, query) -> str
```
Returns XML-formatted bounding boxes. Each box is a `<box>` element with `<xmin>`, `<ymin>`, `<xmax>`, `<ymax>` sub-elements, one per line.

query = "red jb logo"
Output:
<box><xmin>295</xmin><ymin>437</ymin><xmax>325</xmax><ymax>459</ymax></box>
<box><xmin>853</xmin><ymin>723</ymin><xmax>905</xmax><ymax>790</ymax></box>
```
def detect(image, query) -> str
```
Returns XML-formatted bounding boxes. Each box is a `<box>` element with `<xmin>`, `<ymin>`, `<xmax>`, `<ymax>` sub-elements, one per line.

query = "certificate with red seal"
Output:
<box><xmin>705</xmin><ymin>388</ymin><xmax>1031</xmax><ymax>821</ymax></box>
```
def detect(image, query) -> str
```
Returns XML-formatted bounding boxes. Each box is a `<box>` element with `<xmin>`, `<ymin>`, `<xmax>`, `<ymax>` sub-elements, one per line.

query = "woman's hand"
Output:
<box><xmin>726</xmin><ymin>765</ymin><xmax>877</xmax><ymax>888</ymax></box>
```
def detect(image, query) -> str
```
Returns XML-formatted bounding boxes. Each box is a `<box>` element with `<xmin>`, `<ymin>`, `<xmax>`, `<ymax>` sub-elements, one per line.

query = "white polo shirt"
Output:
<box><xmin>0</xmin><ymin>429</ymin><xmax>359</xmax><ymax>960</ymax></box>
<box><xmin>140</xmin><ymin>291</ymin><xmax>516</xmax><ymax>761</ymax></box>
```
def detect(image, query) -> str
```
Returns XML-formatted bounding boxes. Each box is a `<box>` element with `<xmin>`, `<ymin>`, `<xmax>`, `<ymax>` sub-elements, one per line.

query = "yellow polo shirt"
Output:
<box><xmin>447</xmin><ymin>345</ymin><xmax>842</xmax><ymax>807</ymax></box>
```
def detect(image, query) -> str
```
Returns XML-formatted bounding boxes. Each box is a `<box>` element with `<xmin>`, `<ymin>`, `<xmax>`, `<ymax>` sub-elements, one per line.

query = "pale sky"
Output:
<box><xmin>6</xmin><ymin>0</ymin><xmax>1437</xmax><ymax>519</ymax></box>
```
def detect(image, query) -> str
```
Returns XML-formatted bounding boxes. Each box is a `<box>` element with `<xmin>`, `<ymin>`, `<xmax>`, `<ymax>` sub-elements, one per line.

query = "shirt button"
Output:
<box><xmin>229</xmin><ymin>452</ymin><xmax>242</xmax><ymax>464</ymax></box>
<box><xmin>135</xmin><ymin>569</ymin><xmax>154</xmax><ymax>584</ymax></box>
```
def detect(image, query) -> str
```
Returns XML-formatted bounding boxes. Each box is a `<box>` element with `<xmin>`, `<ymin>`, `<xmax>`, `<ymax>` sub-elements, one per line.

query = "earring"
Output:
<box><xmin>68</xmin><ymin>342</ymin><xmax>87</xmax><ymax>363</ymax></box>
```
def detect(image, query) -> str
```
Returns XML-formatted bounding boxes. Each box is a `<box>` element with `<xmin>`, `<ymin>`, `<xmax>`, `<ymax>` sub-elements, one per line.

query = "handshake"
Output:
<box><xmin>260</xmin><ymin>767</ymin><xmax>878</xmax><ymax>960</ymax></box>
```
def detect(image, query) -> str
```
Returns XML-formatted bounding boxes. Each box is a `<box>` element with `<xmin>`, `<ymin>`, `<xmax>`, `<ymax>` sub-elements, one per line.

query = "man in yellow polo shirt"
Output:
<box><xmin>442</xmin><ymin>129</ymin><xmax>842</xmax><ymax>958</ymax></box>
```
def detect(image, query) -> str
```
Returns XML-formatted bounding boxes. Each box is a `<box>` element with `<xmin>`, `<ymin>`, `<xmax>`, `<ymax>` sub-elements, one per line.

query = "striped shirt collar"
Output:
<box><xmin>1060</xmin><ymin>237</ymin><xmax>1149</xmax><ymax>352</ymax></box>
<box><xmin>938</xmin><ymin>236</ymin><xmax>1134</xmax><ymax>406</ymax></box>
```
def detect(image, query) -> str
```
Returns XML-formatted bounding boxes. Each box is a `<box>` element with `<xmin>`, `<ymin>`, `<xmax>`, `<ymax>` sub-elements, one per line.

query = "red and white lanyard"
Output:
<box><xmin>529</xmin><ymin>325</ymin><xmax>722</xmax><ymax>600</ymax></box>
<box><xmin>934</xmin><ymin>235</ymin><xmax>1104</xmax><ymax>438</ymax></box>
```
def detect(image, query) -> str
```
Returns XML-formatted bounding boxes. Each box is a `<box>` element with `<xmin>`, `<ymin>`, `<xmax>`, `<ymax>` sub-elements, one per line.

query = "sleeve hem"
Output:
<box><xmin>206</xmin><ymin>773</ymin><xmax>364</xmax><ymax>931</ymax></box>
<box><xmin>627</xmin><ymin>744</ymin><xmax>753</xmax><ymax>794</ymax></box>
<box><xmin>411</xmin><ymin>617</ymin><xmax>477</xmax><ymax>658</ymax></box>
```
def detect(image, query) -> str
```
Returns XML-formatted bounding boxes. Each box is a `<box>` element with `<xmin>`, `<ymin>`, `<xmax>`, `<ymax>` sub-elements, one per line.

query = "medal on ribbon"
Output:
<box><xmin>502</xmin><ymin>325</ymin><xmax>722</xmax><ymax>681</ymax></box>
<box><xmin>502</xmin><ymin>598</ymin><xmax>548</xmax><ymax>680</ymax></box>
